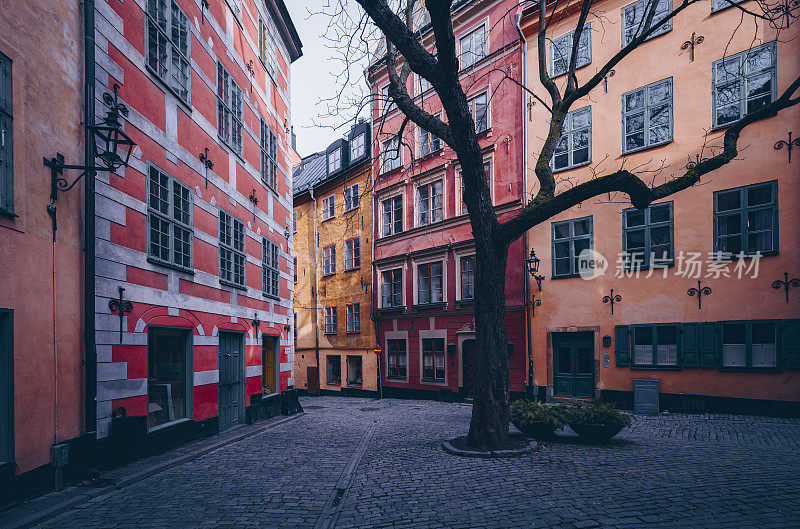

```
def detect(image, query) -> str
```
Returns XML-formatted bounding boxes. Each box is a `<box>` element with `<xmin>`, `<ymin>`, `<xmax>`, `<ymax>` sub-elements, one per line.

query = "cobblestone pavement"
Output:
<box><xmin>39</xmin><ymin>397</ymin><xmax>800</xmax><ymax>529</ymax></box>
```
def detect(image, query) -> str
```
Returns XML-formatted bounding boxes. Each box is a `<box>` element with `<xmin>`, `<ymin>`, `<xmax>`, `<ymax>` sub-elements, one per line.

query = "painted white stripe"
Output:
<box><xmin>194</xmin><ymin>370</ymin><xmax>219</xmax><ymax>386</ymax></box>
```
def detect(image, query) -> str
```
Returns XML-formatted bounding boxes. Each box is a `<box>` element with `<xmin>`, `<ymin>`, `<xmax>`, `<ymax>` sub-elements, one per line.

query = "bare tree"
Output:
<box><xmin>322</xmin><ymin>0</ymin><xmax>800</xmax><ymax>449</ymax></box>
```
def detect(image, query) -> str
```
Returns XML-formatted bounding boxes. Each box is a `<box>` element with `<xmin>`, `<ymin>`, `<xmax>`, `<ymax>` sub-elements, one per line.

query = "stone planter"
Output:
<box><xmin>512</xmin><ymin>420</ymin><xmax>558</xmax><ymax>440</ymax></box>
<box><xmin>569</xmin><ymin>423</ymin><xmax>625</xmax><ymax>441</ymax></box>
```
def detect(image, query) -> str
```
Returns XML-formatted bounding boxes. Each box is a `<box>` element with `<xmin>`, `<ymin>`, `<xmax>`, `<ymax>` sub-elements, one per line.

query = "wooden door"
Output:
<box><xmin>461</xmin><ymin>339</ymin><xmax>476</xmax><ymax>396</ymax></box>
<box><xmin>553</xmin><ymin>332</ymin><xmax>595</xmax><ymax>398</ymax></box>
<box><xmin>262</xmin><ymin>335</ymin><xmax>277</xmax><ymax>395</ymax></box>
<box><xmin>218</xmin><ymin>332</ymin><xmax>243</xmax><ymax>431</ymax></box>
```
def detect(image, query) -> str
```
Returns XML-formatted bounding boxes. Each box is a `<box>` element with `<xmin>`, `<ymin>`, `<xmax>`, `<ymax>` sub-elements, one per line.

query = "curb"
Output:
<box><xmin>442</xmin><ymin>437</ymin><xmax>538</xmax><ymax>458</ymax></box>
<box><xmin>1</xmin><ymin>412</ymin><xmax>305</xmax><ymax>529</ymax></box>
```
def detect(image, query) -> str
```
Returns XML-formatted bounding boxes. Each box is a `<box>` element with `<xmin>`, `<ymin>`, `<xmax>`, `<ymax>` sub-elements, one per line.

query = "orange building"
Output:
<box><xmin>520</xmin><ymin>0</ymin><xmax>800</xmax><ymax>414</ymax></box>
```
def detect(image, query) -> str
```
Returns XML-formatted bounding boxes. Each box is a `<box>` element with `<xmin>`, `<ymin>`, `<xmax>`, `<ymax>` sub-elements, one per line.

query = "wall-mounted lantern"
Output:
<box><xmin>525</xmin><ymin>249</ymin><xmax>545</xmax><ymax>292</ymax></box>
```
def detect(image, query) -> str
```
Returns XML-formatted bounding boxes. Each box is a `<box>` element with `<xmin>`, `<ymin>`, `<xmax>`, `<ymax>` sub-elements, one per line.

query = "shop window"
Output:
<box><xmin>147</xmin><ymin>328</ymin><xmax>190</xmax><ymax>429</ymax></box>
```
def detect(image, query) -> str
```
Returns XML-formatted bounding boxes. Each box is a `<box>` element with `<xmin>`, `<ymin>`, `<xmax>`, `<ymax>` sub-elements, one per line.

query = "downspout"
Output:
<box><xmin>84</xmin><ymin>0</ymin><xmax>98</xmax><ymax>436</ymax></box>
<box><xmin>515</xmin><ymin>9</ymin><xmax>534</xmax><ymax>399</ymax></box>
<box><xmin>309</xmin><ymin>187</ymin><xmax>320</xmax><ymax>392</ymax></box>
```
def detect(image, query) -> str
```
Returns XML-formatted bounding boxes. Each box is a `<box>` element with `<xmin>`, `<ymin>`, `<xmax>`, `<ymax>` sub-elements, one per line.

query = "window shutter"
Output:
<box><xmin>699</xmin><ymin>322</ymin><xmax>718</xmax><ymax>367</ymax></box>
<box><xmin>781</xmin><ymin>319</ymin><xmax>800</xmax><ymax>369</ymax></box>
<box><xmin>681</xmin><ymin>323</ymin><xmax>699</xmax><ymax>367</ymax></box>
<box><xmin>615</xmin><ymin>325</ymin><xmax>630</xmax><ymax>366</ymax></box>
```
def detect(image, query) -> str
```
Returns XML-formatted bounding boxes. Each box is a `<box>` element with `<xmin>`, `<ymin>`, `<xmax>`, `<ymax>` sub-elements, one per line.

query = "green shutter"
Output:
<box><xmin>699</xmin><ymin>322</ymin><xmax>718</xmax><ymax>367</ymax></box>
<box><xmin>781</xmin><ymin>319</ymin><xmax>800</xmax><ymax>369</ymax></box>
<box><xmin>615</xmin><ymin>325</ymin><xmax>630</xmax><ymax>366</ymax></box>
<box><xmin>681</xmin><ymin>323</ymin><xmax>699</xmax><ymax>367</ymax></box>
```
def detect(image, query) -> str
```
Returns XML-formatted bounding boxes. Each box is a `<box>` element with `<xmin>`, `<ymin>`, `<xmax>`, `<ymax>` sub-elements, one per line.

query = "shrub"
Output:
<box><xmin>510</xmin><ymin>400</ymin><xmax>566</xmax><ymax>430</ymax></box>
<box><xmin>566</xmin><ymin>399</ymin><xmax>633</xmax><ymax>428</ymax></box>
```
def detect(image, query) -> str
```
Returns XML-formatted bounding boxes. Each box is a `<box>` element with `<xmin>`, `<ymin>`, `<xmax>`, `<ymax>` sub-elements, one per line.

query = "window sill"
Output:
<box><xmin>377</xmin><ymin>306</ymin><xmax>405</xmax><ymax>314</ymax></box>
<box><xmin>550</xmin><ymin>62</ymin><xmax>592</xmax><ymax>80</ymax></box>
<box><xmin>321</xmin><ymin>216</ymin><xmax>335</xmax><ymax>223</ymax></box>
<box><xmin>622</xmin><ymin>139</ymin><xmax>673</xmax><ymax>156</ymax></box>
<box><xmin>346</xmin><ymin>330</ymin><xmax>361</xmax><ymax>335</ymax></box>
<box><xmin>343</xmin><ymin>206</ymin><xmax>360</xmax><ymax>214</ymax></box>
<box><xmin>386</xmin><ymin>376</ymin><xmax>407</xmax><ymax>381</ymax></box>
<box><xmin>147</xmin><ymin>256</ymin><xmax>195</xmax><ymax>276</ymax></box>
<box><xmin>324</xmin><ymin>332</ymin><xmax>338</xmax><ymax>336</ymax></box>
<box><xmin>418</xmin><ymin>147</ymin><xmax>444</xmax><ymax>161</ymax></box>
<box><xmin>718</xmin><ymin>367</ymin><xmax>782</xmax><ymax>373</ymax></box>
<box><xmin>476</xmin><ymin>128</ymin><xmax>492</xmax><ymax>139</ymax></box>
<box><xmin>380</xmin><ymin>166</ymin><xmax>403</xmax><ymax>177</ymax></box>
<box><xmin>552</xmin><ymin>273</ymin><xmax>583</xmax><ymax>280</ymax></box>
<box><xmin>0</xmin><ymin>206</ymin><xmax>18</xmax><ymax>219</ymax></box>
<box><xmin>322</xmin><ymin>272</ymin><xmax>336</xmax><ymax>278</ymax></box>
<box><xmin>262</xmin><ymin>292</ymin><xmax>280</xmax><ymax>301</ymax></box>
<box><xmin>344</xmin><ymin>267</ymin><xmax>361</xmax><ymax>273</ymax></box>
<box><xmin>417</xmin><ymin>219</ymin><xmax>445</xmax><ymax>230</ymax></box>
<box><xmin>630</xmin><ymin>365</ymin><xmax>682</xmax><ymax>371</ymax></box>
<box><xmin>712</xmin><ymin>110</ymin><xmax>778</xmax><ymax>133</ymax></box>
<box><xmin>327</xmin><ymin>380</ymin><xmax>341</xmax><ymax>386</ymax></box>
<box><xmin>346</xmin><ymin>382</ymin><xmax>363</xmax><ymax>388</ymax></box>
<box><xmin>145</xmin><ymin>64</ymin><xmax>192</xmax><ymax>112</ymax></box>
<box><xmin>454</xmin><ymin>299</ymin><xmax>474</xmax><ymax>308</ymax></box>
<box><xmin>413</xmin><ymin>302</ymin><xmax>446</xmax><ymax>312</ymax></box>
<box><xmin>421</xmin><ymin>378</ymin><xmax>446</xmax><ymax>384</ymax></box>
<box><xmin>713</xmin><ymin>250</ymin><xmax>778</xmax><ymax>261</ymax></box>
<box><xmin>219</xmin><ymin>279</ymin><xmax>248</xmax><ymax>291</ymax></box>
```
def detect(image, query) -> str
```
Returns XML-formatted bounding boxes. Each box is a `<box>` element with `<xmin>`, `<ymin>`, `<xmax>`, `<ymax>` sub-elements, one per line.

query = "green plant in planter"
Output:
<box><xmin>510</xmin><ymin>400</ymin><xmax>565</xmax><ymax>431</ymax></box>
<box><xmin>567</xmin><ymin>399</ymin><xmax>633</xmax><ymax>427</ymax></box>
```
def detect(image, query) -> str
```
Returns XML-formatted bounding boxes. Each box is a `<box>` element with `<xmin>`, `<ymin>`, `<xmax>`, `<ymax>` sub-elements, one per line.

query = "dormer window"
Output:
<box><xmin>350</xmin><ymin>133</ymin><xmax>365</xmax><ymax>160</ymax></box>
<box><xmin>328</xmin><ymin>147</ymin><xmax>341</xmax><ymax>173</ymax></box>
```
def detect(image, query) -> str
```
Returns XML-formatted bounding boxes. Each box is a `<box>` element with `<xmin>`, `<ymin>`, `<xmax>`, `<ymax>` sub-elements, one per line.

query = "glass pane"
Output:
<box><xmin>649</xmin><ymin>124</ymin><xmax>670</xmax><ymax>145</ymax></box>
<box><xmin>626</xmin><ymin>209</ymin><xmax>645</xmax><ymax>227</ymax></box>
<box><xmin>752</xmin><ymin>322</ymin><xmax>775</xmax><ymax>344</ymax></box>
<box><xmin>626</xmin><ymin>132</ymin><xmax>645</xmax><ymax>151</ymax></box>
<box><xmin>573</xmin><ymin>130</ymin><xmax>589</xmax><ymax>148</ymax></box>
<box><xmin>573</xmin><ymin>219</ymin><xmax>591</xmax><ymax>236</ymax></box>
<box><xmin>650</xmin><ymin>225</ymin><xmax>670</xmax><ymax>247</ymax></box>
<box><xmin>649</xmin><ymin>80</ymin><xmax>671</xmax><ymax>104</ymax></box>
<box><xmin>634</xmin><ymin>345</ymin><xmax>651</xmax><ymax>365</ymax></box>
<box><xmin>626</xmin><ymin>229</ymin><xmax>645</xmax><ymax>250</ymax></box>
<box><xmin>625</xmin><ymin>89</ymin><xmax>644</xmax><ymax>112</ymax></box>
<box><xmin>657</xmin><ymin>326</ymin><xmax>677</xmax><ymax>345</ymax></box>
<box><xmin>717</xmin><ymin>190</ymin><xmax>741</xmax><ymax>211</ymax></box>
<box><xmin>573</xmin><ymin>147</ymin><xmax>589</xmax><ymax>165</ymax></box>
<box><xmin>634</xmin><ymin>326</ymin><xmax>653</xmax><ymax>346</ymax></box>
<box><xmin>717</xmin><ymin>104</ymin><xmax>741</xmax><ymax>125</ymax></box>
<box><xmin>722</xmin><ymin>323</ymin><xmax>746</xmax><ymax>344</ymax></box>
<box><xmin>554</xmin><ymin>257</ymin><xmax>571</xmax><ymax>276</ymax></box>
<box><xmin>656</xmin><ymin>345</ymin><xmax>678</xmax><ymax>365</ymax></box>
<box><xmin>625</xmin><ymin>112</ymin><xmax>644</xmax><ymax>133</ymax></box>
<box><xmin>554</xmin><ymin>153</ymin><xmax>569</xmax><ymax>170</ymax></box>
<box><xmin>554</xmin><ymin>136</ymin><xmax>569</xmax><ymax>153</ymax></box>
<box><xmin>716</xmin><ymin>82</ymin><xmax>741</xmax><ymax>106</ymax></box>
<box><xmin>649</xmin><ymin>204</ymin><xmax>670</xmax><ymax>223</ymax></box>
<box><xmin>148</xmin><ymin>330</ymin><xmax>186</xmax><ymax>429</ymax></box>
<box><xmin>717</xmin><ymin>212</ymin><xmax>741</xmax><ymax>236</ymax></box>
<box><xmin>747</xmin><ymin>184</ymin><xmax>772</xmax><ymax>206</ymax></box>
<box><xmin>553</xmin><ymin>223</ymin><xmax>570</xmax><ymax>239</ymax></box>
<box><xmin>716</xmin><ymin>57</ymin><xmax>740</xmax><ymax>85</ymax></box>
<box><xmin>572</xmin><ymin>107</ymin><xmax>590</xmax><ymax>128</ymax></box>
<box><xmin>746</xmin><ymin>46</ymin><xmax>773</xmax><ymax>73</ymax></box>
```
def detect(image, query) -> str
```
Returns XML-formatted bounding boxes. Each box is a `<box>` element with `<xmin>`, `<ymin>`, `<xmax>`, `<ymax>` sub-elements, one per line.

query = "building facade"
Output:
<box><xmin>520</xmin><ymin>0</ymin><xmax>800</xmax><ymax>414</ymax></box>
<box><xmin>369</xmin><ymin>0</ymin><xmax>528</xmax><ymax>400</ymax></box>
<box><xmin>0</xmin><ymin>0</ymin><xmax>89</xmax><ymax>502</ymax></box>
<box><xmin>293</xmin><ymin>121</ymin><xmax>378</xmax><ymax>396</ymax></box>
<box><xmin>91</xmin><ymin>0</ymin><xmax>301</xmax><ymax>446</ymax></box>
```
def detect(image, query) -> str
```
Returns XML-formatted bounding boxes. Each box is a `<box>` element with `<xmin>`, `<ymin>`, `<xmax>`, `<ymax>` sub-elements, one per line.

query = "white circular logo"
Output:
<box><xmin>578</xmin><ymin>248</ymin><xmax>608</xmax><ymax>280</ymax></box>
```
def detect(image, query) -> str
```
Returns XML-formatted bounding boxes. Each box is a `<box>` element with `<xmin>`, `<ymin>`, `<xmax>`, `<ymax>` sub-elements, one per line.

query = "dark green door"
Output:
<box><xmin>218</xmin><ymin>332</ymin><xmax>244</xmax><ymax>431</ymax></box>
<box><xmin>553</xmin><ymin>332</ymin><xmax>595</xmax><ymax>398</ymax></box>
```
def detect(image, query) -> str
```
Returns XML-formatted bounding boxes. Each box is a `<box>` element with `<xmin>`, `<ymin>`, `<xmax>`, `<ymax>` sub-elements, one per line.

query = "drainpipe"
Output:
<box><xmin>309</xmin><ymin>187</ymin><xmax>320</xmax><ymax>393</ymax></box>
<box><xmin>84</xmin><ymin>0</ymin><xmax>98</xmax><ymax>438</ymax></box>
<box><xmin>370</xmin><ymin>149</ymin><xmax>381</xmax><ymax>400</ymax></box>
<box><xmin>516</xmin><ymin>9</ymin><xmax>534</xmax><ymax>399</ymax></box>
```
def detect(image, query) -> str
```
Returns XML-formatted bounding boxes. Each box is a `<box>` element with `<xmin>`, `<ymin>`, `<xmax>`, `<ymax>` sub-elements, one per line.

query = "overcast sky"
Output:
<box><xmin>286</xmin><ymin>2</ymin><xmax>369</xmax><ymax>159</ymax></box>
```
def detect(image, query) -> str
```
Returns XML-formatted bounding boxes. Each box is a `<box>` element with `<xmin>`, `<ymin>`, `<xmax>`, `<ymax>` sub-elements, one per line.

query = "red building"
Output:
<box><xmin>369</xmin><ymin>0</ymin><xmax>528</xmax><ymax>399</ymax></box>
<box><xmin>91</xmin><ymin>0</ymin><xmax>301</xmax><ymax>448</ymax></box>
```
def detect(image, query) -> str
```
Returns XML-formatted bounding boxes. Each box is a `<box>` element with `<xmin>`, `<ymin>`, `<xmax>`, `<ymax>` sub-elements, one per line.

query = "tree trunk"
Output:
<box><xmin>466</xmin><ymin>232</ymin><xmax>510</xmax><ymax>449</ymax></box>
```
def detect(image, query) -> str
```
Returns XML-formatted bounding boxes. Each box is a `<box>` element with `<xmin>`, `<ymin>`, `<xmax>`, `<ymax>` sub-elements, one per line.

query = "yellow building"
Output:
<box><xmin>293</xmin><ymin>122</ymin><xmax>378</xmax><ymax>395</ymax></box>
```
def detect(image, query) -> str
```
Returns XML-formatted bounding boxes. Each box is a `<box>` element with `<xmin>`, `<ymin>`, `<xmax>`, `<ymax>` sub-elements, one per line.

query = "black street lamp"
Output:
<box><xmin>525</xmin><ymin>249</ymin><xmax>545</xmax><ymax>291</ymax></box>
<box><xmin>43</xmin><ymin>84</ymin><xmax>137</xmax><ymax>240</ymax></box>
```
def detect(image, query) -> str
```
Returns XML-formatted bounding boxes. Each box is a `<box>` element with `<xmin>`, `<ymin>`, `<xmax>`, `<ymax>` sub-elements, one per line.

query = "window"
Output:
<box><xmin>420</xmin><ymin>120</ymin><xmax>441</xmax><ymax>157</ymax></box>
<box><xmin>417</xmin><ymin>180</ymin><xmax>443</xmax><ymax>226</ymax></box>
<box><xmin>458</xmin><ymin>160</ymin><xmax>492</xmax><ymax>215</ymax></box>
<box><xmin>324</xmin><ymin>307</ymin><xmax>338</xmax><ymax>334</ymax></box>
<box><xmin>146</xmin><ymin>0</ymin><xmax>191</xmax><ymax>102</ymax></box>
<box><xmin>460</xmin><ymin>25</ymin><xmax>486</xmax><ymax>68</ymax></box>
<box><xmin>328</xmin><ymin>147</ymin><xmax>341</xmax><ymax>173</ymax></box>
<box><xmin>226</xmin><ymin>0</ymin><xmax>242</xmax><ymax>19</ymax></box>
<box><xmin>711</xmin><ymin>0</ymin><xmax>744</xmax><ymax>11</ymax></box>
<box><xmin>217</xmin><ymin>62</ymin><xmax>244</xmax><ymax>154</ymax></box>
<box><xmin>258</xmin><ymin>17</ymin><xmax>278</xmax><ymax>82</ymax></box>
<box><xmin>346</xmin><ymin>303</ymin><xmax>361</xmax><ymax>333</ymax></box>
<box><xmin>417</xmin><ymin>262</ymin><xmax>443</xmax><ymax>305</ymax></box>
<box><xmin>347</xmin><ymin>356</ymin><xmax>363</xmax><ymax>385</ymax></box>
<box><xmin>147</xmin><ymin>328</ymin><xmax>190</xmax><ymax>429</ymax></box>
<box><xmin>381</xmin><ymin>136</ymin><xmax>402</xmax><ymax>173</ymax></box>
<box><xmin>381</xmin><ymin>195</ymin><xmax>403</xmax><ymax>236</ymax></box>
<box><xmin>380</xmin><ymin>85</ymin><xmax>397</xmax><ymax>115</ymax></box>
<box><xmin>623</xmin><ymin>202</ymin><xmax>673</xmax><ymax>268</ymax></box>
<box><xmin>321</xmin><ymin>194</ymin><xmax>335</xmax><ymax>221</ymax></box>
<box><xmin>460</xmin><ymin>256</ymin><xmax>475</xmax><ymax>301</ymax></box>
<box><xmin>219</xmin><ymin>210</ymin><xmax>246</xmax><ymax>288</ymax></box>
<box><xmin>552</xmin><ymin>216</ymin><xmax>593</xmax><ymax>278</ymax></box>
<box><xmin>714</xmin><ymin>181</ymin><xmax>778</xmax><ymax>255</ymax></box>
<box><xmin>622</xmin><ymin>0</ymin><xmax>672</xmax><ymax>47</ymax></box>
<box><xmin>550</xmin><ymin>25</ymin><xmax>591</xmax><ymax>77</ymax></box>
<box><xmin>418</xmin><ymin>75</ymin><xmax>431</xmax><ymax>94</ymax></box>
<box><xmin>722</xmin><ymin>321</ymin><xmax>777</xmax><ymax>368</ymax></box>
<box><xmin>622</xmin><ymin>78</ymin><xmax>672</xmax><ymax>153</ymax></box>
<box><xmin>293</xmin><ymin>256</ymin><xmax>297</xmax><ymax>283</ymax></box>
<box><xmin>712</xmin><ymin>42</ymin><xmax>776</xmax><ymax>128</ymax></box>
<box><xmin>344</xmin><ymin>183</ymin><xmax>360</xmax><ymax>212</ymax></box>
<box><xmin>350</xmin><ymin>133</ymin><xmax>365</xmax><ymax>160</ymax></box>
<box><xmin>260</xmin><ymin>120</ymin><xmax>278</xmax><ymax>190</ymax></box>
<box><xmin>422</xmin><ymin>338</ymin><xmax>445</xmax><ymax>381</ymax></box>
<box><xmin>633</xmin><ymin>325</ymin><xmax>679</xmax><ymax>366</ymax></box>
<box><xmin>322</xmin><ymin>244</ymin><xmax>336</xmax><ymax>275</ymax></box>
<box><xmin>345</xmin><ymin>238</ymin><xmax>360</xmax><ymax>270</ymax></box>
<box><xmin>0</xmin><ymin>52</ymin><xmax>13</xmax><ymax>215</ymax></box>
<box><xmin>262</xmin><ymin>238</ymin><xmax>279</xmax><ymax>298</ymax></box>
<box><xmin>381</xmin><ymin>269</ymin><xmax>403</xmax><ymax>308</ymax></box>
<box><xmin>553</xmin><ymin>107</ymin><xmax>591</xmax><ymax>171</ymax></box>
<box><xmin>148</xmin><ymin>165</ymin><xmax>193</xmax><ymax>270</ymax></box>
<box><xmin>387</xmin><ymin>339</ymin><xmax>407</xmax><ymax>379</ymax></box>
<box><xmin>326</xmin><ymin>355</ymin><xmax>341</xmax><ymax>384</ymax></box>
<box><xmin>293</xmin><ymin>211</ymin><xmax>297</xmax><ymax>233</ymax></box>
<box><xmin>467</xmin><ymin>92</ymin><xmax>488</xmax><ymax>133</ymax></box>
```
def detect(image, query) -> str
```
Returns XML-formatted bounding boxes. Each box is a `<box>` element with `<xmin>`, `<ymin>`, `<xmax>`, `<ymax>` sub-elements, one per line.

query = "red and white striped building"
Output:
<box><xmin>91</xmin><ymin>0</ymin><xmax>301</xmax><ymax>443</ymax></box>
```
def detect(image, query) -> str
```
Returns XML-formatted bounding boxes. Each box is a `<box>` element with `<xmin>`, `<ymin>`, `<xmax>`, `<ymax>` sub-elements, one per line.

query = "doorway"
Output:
<box><xmin>218</xmin><ymin>332</ymin><xmax>244</xmax><ymax>431</ymax></box>
<box><xmin>552</xmin><ymin>332</ymin><xmax>595</xmax><ymax>398</ymax></box>
<box><xmin>461</xmin><ymin>339</ymin><xmax>476</xmax><ymax>396</ymax></box>
<box><xmin>0</xmin><ymin>310</ymin><xmax>12</xmax><ymax>466</ymax></box>
<box><xmin>262</xmin><ymin>335</ymin><xmax>279</xmax><ymax>395</ymax></box>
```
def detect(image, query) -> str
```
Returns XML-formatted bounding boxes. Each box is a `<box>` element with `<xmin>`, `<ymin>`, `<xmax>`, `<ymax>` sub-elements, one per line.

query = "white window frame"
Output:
<box><xmin>621</xmin><ymin>77</ymin><xmax>673</xmax><ymax>154</ymax></box>
<box><xmin>217</xmin><ymin>62</ymin><xmax>244</xmax><ymax>155</ymax></box>
<box><xmin>343</xmin><ymin>183</ymin><xmax>360</xmax><ymax>212</ymax></box>
<box><xmin>380</xmin><ymin>84</ymin><xmax>397</xmax><ymax>116</ymax></box>
<box><xmin>377</xmin><ymin>263</ymin><xmax>405</xmax><ymax>309</ymax></box>
<box><xmin>145</xmin><ymin>0</ymin><xmax>191</xmax><ymax>103</ymax></box>
<box><xmin>379</xmin><ymin>190</ymin><xmax>404</xmax><ymax>237</ymax></box>
<box><xmin>553</xmin><ymin>106</ymin><xmax>592</xmax><ymax>172</ymax></box>
<box><xmin>321</xmin><ymin>194</ymin><xmax>335</xmax><ymax>221</ymax></box>
<box><xmin>345</xmin><ymin>303</ymin><xmax>361</xmax><ymax>333</ymax></box>
<box><xmin>418</xmin><ymin>329</ymin><xmax>447</xmax><ymax>384</ymax></box>
<box><xmin>350</xmin><ymin>133</ymin><xmax>365</xmax><ymax>160</ymax></box>
<box><xmin>381</xmin><ymin>136</ymin><xmax>402</xmax><ymax>173</ymax></box>
<box><xmin>345</xmin><ymin>237</ymin><xmax>361</xmax><ymax>270</ymax></box>
<box><xmin>147</xmin><ymin>162</ymin><xmax>193</xmax><ymax>271</ymax></box>
<box><xmin>322</xmin><ymin>244</ymin><xmax>336</xmax><ymax>276</ymax></box>
<box><xmin>454</xmin><ymin>248</ymin><xmax>476</xmax><ymax>302</ymax></box>
<box><xmin>262</xmin><ymin>237</ymin><xmax>280</xmax><ymax>299</ymax></box>
<box><xmin>258</xmin><ymin>16</ymin><xmax>278</xmax><ymax>82</ymax></box>
<box><xmin>459</xmin><ymin>22</ymin><xmax>488</xmax><ymax>69</ymax></box>
<box><xmin>712</xmin><ymin>41</ymin><xmax>777</xmax><ymax>129</ymax></box>
<box><xmin>411</xmin><ymin>255</ymin><xmax>447</xmax><ymax>306</ymax></box>
<box><xmin>621</xmin><ymin>0</ymin><xmax>673</xmax><ymax>47</ymax></box>
<box><xmin>456</xmin><ymin>157</ymin><xmax>493</xmax><ymax>216</ymax></box>
<box><xmin>219</xmin><ymin>209</ymin><xmax>246</xmax><ymax>288</ymax></box>
<box><xmin>415</xmin><ymin>173</ymin><xmax>445</xmax><ymax>228</ymax></box>
<box><xmin>328</xmin><ymin>147</ymin><xmax>341</xmax><ymax>174</ymax></box>
<box><xmin>418</xmin><ymin>112</ymin><xmax>443</xmax><ymax>158</ymax></box>
<box><xmin>467</xmin><ymin>91</ymin><xmax>489</xmax><ymax>134</ymax></box>
<box><xmin>386</xmin><ymin>335</ymin><xmax>409</xmax><ymax>381</ymax></box>
<box><xmin>260</xmin><ymin>119</ymin><xmax>278</xmax><ymax>190</ymax></box>
<box><xmin>324</xmin><ymin>306</ymin><xmax>337</xmax><ymax>334</ymax></box>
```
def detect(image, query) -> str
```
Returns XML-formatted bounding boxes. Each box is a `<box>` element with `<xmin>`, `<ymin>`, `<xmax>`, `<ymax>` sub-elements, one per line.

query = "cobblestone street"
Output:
<box><xmin>37</xmin><ymin>397</ymin><xmax>800</xmax><ymax>529</ymax></box>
